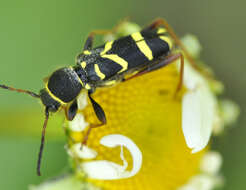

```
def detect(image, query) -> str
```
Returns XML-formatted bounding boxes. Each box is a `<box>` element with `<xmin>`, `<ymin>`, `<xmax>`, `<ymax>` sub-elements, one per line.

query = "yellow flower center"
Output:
<box><xmin>69</xmin><ymin>63</ymin><xmax>206</xmax><ymax>190</ymax></box>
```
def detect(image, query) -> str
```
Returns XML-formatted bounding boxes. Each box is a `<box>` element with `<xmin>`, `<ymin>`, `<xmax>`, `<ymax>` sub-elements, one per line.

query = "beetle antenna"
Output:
<box><xmin>0</xmin><ymin>84</ymin><xmax>40</xmax><ymax>98</ymax></box>
<box><xmin>37</xmin><ymin>107</ymin><xmax>49</xmax><ymax>176</ymax></box>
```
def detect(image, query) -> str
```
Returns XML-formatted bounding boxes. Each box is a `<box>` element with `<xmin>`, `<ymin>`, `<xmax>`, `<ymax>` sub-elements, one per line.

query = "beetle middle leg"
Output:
<box><xmin>83</xmin><ymin>19</ymin><xmax>129</xmax><ymax>51</ymax></box>
<box><xmin>81</xmin><ymin>123</ymin><xmax>104</xmax><ymax>146</ymax></box>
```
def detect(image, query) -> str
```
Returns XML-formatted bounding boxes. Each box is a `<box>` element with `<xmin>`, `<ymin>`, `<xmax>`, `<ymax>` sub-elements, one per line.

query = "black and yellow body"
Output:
<box><xmin>75</xmin><ymin>27</ymin><xmax>172</xmax><ymax>89</ymax></box>
<box><xmin>0</xmin><ymin>18</ymin><xmax>187</xmax><ymax>176</ymax></box>
<box><xmin>41</xmin><ymin>27</ymin><xmax>173</xmax><ymax>117</ymax></box>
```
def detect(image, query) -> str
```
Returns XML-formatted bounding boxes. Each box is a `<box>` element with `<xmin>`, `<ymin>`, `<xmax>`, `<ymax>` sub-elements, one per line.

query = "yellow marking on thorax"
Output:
<box><xmin>85</xmin><ymin>83</ymin><xmax>91</xmax><ymax>90</ymax></box>
<box><xmin>101</xmin><ymin>54</ymin><xmax>128</xmax><ymax>72</ymax></box>
<box><xmin>94</xmin><ymin>64</ymin><xmax>105</xmax><ymax>79</ymax></box>
<box><xmin>69</xmin><ymin>66</ymin><xmax>84</xmax><ymax>87</ymax></box>
<box><xmin>159</xmin><ymin>36</ymin><xmax>173</xmax><ymax>50</ymax></box>
<box><xmin>100</xmin><ymin>41</ymin><xmax>114</xmax><ymax>55</ymax></box>
<box><xmin>81</xmin><ymin>61</ymin><xmax>86</xmax><ymax>69</ymax></box>
<box><xmin>45</xmin><ymin>83</ymin><xmax>66</xmax><ymax>105</ymax></box>
<box><xmin>83</xmin><ymin>50</ymin><xmax>91</xmax><ymax>55</ymax></box>
<box><xmin>131</xmin><ymin>32</ymin><xmax>153</xmax><ymax>61</ymax></box>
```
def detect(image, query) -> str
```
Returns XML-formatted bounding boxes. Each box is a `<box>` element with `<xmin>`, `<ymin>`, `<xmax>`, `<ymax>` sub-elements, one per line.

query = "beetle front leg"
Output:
<box><xmin>81</xmin><ymin>91</ymin><xmax>107</xmax><ymax>146</ymax></box>
<box><xmin>83</xmin><ymin>19</ymin><xmax>129</xmax><ymax>51</ymax></box>
<box><xmin>83</xmin><ymin>30</ymin><xmax>113</xmax><ymax>51</ymax></box>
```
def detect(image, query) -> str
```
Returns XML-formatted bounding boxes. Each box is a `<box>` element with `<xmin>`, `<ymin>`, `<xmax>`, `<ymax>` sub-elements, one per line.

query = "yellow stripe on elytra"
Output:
<box><xmin>157</xmin><ymin>28</ymin><xmax>167</xmax><ymax>34</ymax></box>
<box><xmin>81</xmin><ymin>61</ymin><xmax>86</xmax><ymax>69</ymax></box>
<box><xmin>104</xmin><ymin>80</ymin><xmax>117</xmax><ymax>86</ymax></box>
<box><xmin>83</xmin><ymin>50</ymin><xmax>91</xmax><ymax>55</ymax></box>
<box><xmin>101</xmin><ymin>54</ymin><xmax>128</xmax><ymax>72</ymax></box>
<box><xmin>131</xmin><ymin>32</ymin><xmax>153</xmax><ymax>61</ymax></box>
<box><xmin>45</xmin><ymin>83</ymin><xmax>66</xmax><ymax>105</ymax></box>
<box><xmin>159</xmin><ymin>36</ymin><xmax>173</xmax><ymax>50</ymax></box>
<box><xmin>94</xmin><ymin>64</ymin><xmax>105</xmax><ymax>79</ymax></box>
<box><xmin>100</xmin><ymin>41</ymin><xmax>113</xmax><ymax>55</ymax></box>
<box><xmin>100</xmin><ymin>40</ymin><xmax>128</xmax><ymax>72</ymax></box>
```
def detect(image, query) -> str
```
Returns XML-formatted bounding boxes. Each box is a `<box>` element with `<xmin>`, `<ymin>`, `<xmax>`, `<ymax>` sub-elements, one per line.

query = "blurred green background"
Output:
<box><xmin>0</xmin><ymin>0</ymin><xmax>244</xmax><ymax>189</ymax></box>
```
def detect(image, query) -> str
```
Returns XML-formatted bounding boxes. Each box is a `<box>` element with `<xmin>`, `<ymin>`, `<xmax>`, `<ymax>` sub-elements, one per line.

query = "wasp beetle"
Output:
<box><xmin>0</xmin><ymin>18</ymin><xmax>195</xmax><ymax>176</ymax></box>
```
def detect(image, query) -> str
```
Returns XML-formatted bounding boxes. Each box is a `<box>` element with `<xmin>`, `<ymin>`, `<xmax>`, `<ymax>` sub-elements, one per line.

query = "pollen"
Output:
<box><xmin>68</xmin><ymin>63</ymin><xmax>206</xmax><ymax>190</ymax></box>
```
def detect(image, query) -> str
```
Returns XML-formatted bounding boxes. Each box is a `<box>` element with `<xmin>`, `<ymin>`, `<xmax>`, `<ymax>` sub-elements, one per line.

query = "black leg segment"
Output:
<box><xmin>88</xmin><ymin>91</ymin><xmax>106</xmax><ymax>124</ymax></box>
<box><xmin>66</xmin><ymin>99</ymin><xmax>78</xmax><ymax>121</ymax></box>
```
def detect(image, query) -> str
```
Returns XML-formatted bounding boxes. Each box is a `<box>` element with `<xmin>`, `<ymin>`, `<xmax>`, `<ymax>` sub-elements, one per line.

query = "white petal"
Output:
<box><xmin>178</xmin><ymin>174</ymin><xmax>215</xmax><ymax>190</ymax></box>
<box><xmin>68</xmin><ymin>143</ymin><xmax>97</xmax><ymax>159</ymax></box>
<box><xmin>200</xmin><ymin>151</ymin><xmax>222</xmax><ymax>175</ymax></box>
<box><xmin>182</xmin><ymin>35</ymin><xmax>202</xmax><ymax>58</ymax></box>
<box><xmin>82</xmin><ymin>160</ymin><xmax>128</xmax><ymax>180</ymax></box>
<box><xmin>68</xmin><ymin>113</ymin><xmax>88</xmax><ymax>132</ymax></box>
<box><xmin>29</xmin><ymin>175</ymin><xmax>99</xmax><ymax>190</ymax></box>
<box><xmin>182</xmin><ymin>90</ymin><xmax>203</xmax><ymax>153</ymax></box>
<box><xmin>81</xmin><ymin>134</ymin><xmax>142</xmax><ymax>180</ymax></box>
<box><xmin>182</xmin><ymin>63</ymin><xmax>217</xmax><ymax>153</ymax></box>
<box><xmin>76</xmin><ymin>92</ymin><xmax>88</xmax><ymax>110</ymax></box>
<box><xmin>100</xmin><ymin>134</ymin><xmax>142</xmax><ymax>177</ymax></box>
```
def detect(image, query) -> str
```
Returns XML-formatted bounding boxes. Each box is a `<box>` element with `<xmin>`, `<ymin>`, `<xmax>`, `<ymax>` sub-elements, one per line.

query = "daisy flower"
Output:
<box><xmin>30</xmin><ymin>21</ymin><xmax>239</xmax><ymax>190</ymax></box>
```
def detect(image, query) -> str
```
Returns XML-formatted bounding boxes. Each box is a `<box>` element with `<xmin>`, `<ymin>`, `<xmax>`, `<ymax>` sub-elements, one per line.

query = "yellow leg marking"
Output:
<box><xmin>131</xmin><ymin>32</ymin><xmax>153</xmax><ymax>61</ymax></box>
<box><xmin>101</xmin><ymin>54</ymin><xmax>128</xmax><ymax>72</ymax></box>
<box><xmin>94</xmin><ymin>64</ymin><xmax>106</xmax><ymax>80</ymax></box>
<box><xmin>100</xmin><ymin>41</ymin><xmax>114</xmax><ymax>55</ymax></box>
<box><xmin>81</xmin><ymin>61</ymin><xmax>87</xmax><ymax>69</ymax></box>
<box><xmin>45</xmin><ymin>83</ymin><xmax>66</xmax><ymax>105</ymax></box>
<box><xmin>159</xmin><ymin>36</ymin><xmax>173</xmax><ymax>50</ymax></box>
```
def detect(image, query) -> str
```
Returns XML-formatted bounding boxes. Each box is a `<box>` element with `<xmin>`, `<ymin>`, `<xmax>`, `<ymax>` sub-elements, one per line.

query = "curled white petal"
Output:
<box><xmin>68</xmin><ymin>113</ymin><xmax>88</xmax><ymax>132</ymax></box>
<box><xmin>81</xmin><ymin>134</ymin><xmax>142</xmax><ymax>180</ymax></box>
<box><xmin>182</xmin><ymin>61</ymin><xmax>217</xmax><ymax>153</ymax></box>
<box><xmin>100</xmin><ymin>134</ymin><xmax>142</xmax><ymax>176</ymax></box>
<box><xmin>68</xmin><ymin>143</ymin><xmax>97</xmax><ymax>159</ymax></box>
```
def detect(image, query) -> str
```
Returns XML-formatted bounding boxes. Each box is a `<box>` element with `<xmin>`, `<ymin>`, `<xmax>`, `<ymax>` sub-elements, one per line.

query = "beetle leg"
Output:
<box><xmin>143</xmin><ymin>18</ymin><xmax>213</xmax><ymax>80</ymax></box>
<box><xmin>88</xmin><ymin>90</ymin><xmax>106</xmax><ymax>124</ymax></box>
<box><xmin>81</xmin><ymin>91</ymin><xmax>107</xmax><ymax>146</ymax></box>
<box><xmin>83</xmin><ymin>30</ymin><xmax>113</xmax><ymax>51</ymax></box>
<box><xmin>65</xmin><ymin>99</ymin><xmax>78</xmax><ymax>121</ymax></box>
<box><xmin>81</xmin><ymin>123</ymin><xmax>105</xmax><ymax>146</ymax></box>
<box><xmin>83</xmin><ymin>19</ymin><xmax>129</xmax><ymax>50</ymax></box>
<box><xmin>142</xmin><ymin>18</ymin><xmax>196</xmax><ymax>68</ymax></box>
